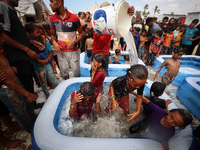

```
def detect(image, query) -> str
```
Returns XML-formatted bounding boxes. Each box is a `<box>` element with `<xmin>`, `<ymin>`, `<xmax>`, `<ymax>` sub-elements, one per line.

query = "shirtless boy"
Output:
<box><xmin>85</xmin><ymin>32</ymin><xmax>94</xmax><ymax>64</ymax></box>
<box><xmin>153</xmin><ymin>46</ymin><xmax>184</xmax><ymax>86</ymax></box>
<box><xmin>0</xmin><ymin>25</ymin><xmax>37</xmax><ymax>133</ymax></box>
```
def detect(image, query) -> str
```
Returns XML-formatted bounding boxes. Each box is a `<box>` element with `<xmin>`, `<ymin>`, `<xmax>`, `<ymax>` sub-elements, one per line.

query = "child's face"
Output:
<box><xmin>162</xmin><ymin>19</ymin><xmax>168</xmax><ymax>25</ymax></box>
<box><xmin>0</xmin><ymin>33</ymin><xmax>4</xmax><ymax>49</ymax></box>
<box><xmin>127</xmin><ymin>76</ymin><xmax>146</xmax><ymax>90</ymax></box>
<box><xmin>39</xmin><ymin>29</ymin><xmax>44</xmax><ymax>35</ymax></box>
<box><xmin>30</xmin><ymin>28</ymin><xmax>41</xmax><ymax>39</ymax></box>
<box><xmin>169</xmin><ymin>30</ymin><xmax>173</xmax><ymax>34</ymax></box>
<box><xmin>161</xmin><ymin>111</ymin><xmax>184</xmax><ymax>128</ymax></box>
<box><xmin>189</xmin><ymin>23</ymin><xmax>196</xmax><ymax>29</ymax></box>
<box><xmin>173</xmin><ymin>52</ymin><xmax>184</xmax><ymax>59</ymax></box>
<box><xmin>141</xmin><ymin>31</ymin><xmax>146</xmax><ymax>36</ymax></box>
<box><xmin>155</xmin><ymin>33</ymin><xmax>160</xmax><ymax>39</ymax></box>
<box><xmin>93</xmin><ymin>59</ymin><xmax>102</xmax><ymax>69</ymax></box>
<box><xmin>176</xmin><ymin>26</ymin><xmax>180</xmax><ymax>31</ymax></box>
<box><xmin>180</xmin><ymin>27</ymin><xmax>185</xmax><ymax>32</ymax></box>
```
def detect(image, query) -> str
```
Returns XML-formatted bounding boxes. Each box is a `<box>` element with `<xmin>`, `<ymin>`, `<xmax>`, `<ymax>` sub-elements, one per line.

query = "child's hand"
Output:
<box><xmin>0</xmin><ymin>70</ymin><xmax>6</xmax><ymax>83</ymax></box>
<box><xmin>72</xmin><ymin>91</ymin><xmax>83</xmax><ymax>105</ymax></box>
<box><xmin>112</xmin><ymin>99</ymin><xmax>119</xmax><ymax>111</ymax></box>
<box><xmin>27</xmin><ymin>92</ymin><xmax>38</xmax><ymax>103</ymax></box>
<box><xmin>156</xmin><ymin>53</ymin><xmax>159</xmax><ymax>57</ymax></box>
<box><xmin>91</xmin><ymin>61</ymin><xmax>97</xmax><ymax>72</ymax></box>
<box><xmin>96</xmin><ymin>93</ymin><xmax>102</xmax><ymax>104</ymax></box>
<box><xmin>127</xmin><ymin>112</ymin><xmax>139</xmax><ymax>122</ymax></box>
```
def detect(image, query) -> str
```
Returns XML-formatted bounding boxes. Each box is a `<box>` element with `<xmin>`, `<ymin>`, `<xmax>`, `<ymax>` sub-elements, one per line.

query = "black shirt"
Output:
<box><xmin>112</xmin><ymin>75</ymin><xmax>144</xmax><ymax>98</ymax></box>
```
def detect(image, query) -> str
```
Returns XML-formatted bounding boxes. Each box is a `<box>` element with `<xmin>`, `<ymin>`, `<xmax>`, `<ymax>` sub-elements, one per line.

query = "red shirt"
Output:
<box><xmin>49</xmin><ymin>9</ymin><xmax>81</xmax><ymax>52</ymax></box>
<box><xmin>92</xmin><ymin>31</ymin><xmax>111</xmax><ymax>55</ymax></box>
<box><xmin>71</xmin><ymin>91</ymin><xmax>94</xmax><ymax>120</ymax></box>
<box><xmin>151</xmin><ymin>38</ymin><xmax>163</xmax><ymax>53</ymax></box>
<box><xmin>92</xmin><ymin>70</ymin><xmax>106</xmax><ymax>98</ymax></box>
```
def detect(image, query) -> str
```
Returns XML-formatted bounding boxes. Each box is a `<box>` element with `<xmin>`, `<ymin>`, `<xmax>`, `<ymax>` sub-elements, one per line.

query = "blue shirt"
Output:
<box><xmin>182</xmin><ymin>27</ymin><xmax>198</xmax><ymax>45</ymax></box>
<box><xmin>150</xmin><ymin>23</ymin><xmax>163</xmax><ymax>40</ymax></box>
<box><xmin>134</xmin><ymin>33</ymin><xmax>140</xmax><ymax>47</ymax></box>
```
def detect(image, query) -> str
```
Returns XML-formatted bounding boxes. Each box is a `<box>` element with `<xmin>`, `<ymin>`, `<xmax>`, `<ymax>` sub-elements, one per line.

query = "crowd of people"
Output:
<box><xmin>0</xmin><ymin>0</ymin><xmax>200</xmax><ymax>149</ymax></box>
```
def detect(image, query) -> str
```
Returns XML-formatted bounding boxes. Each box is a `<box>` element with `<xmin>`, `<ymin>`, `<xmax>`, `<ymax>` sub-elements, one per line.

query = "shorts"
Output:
<box><xmin>87</xmin><ymin>49</ymin><xmax>92</xmax><ymax>58</ymax></box>
<box><xmin>138</xmin><ymin>46</ymin><xmax>145</xmax><ymax>58</ymax></box>
<box><xmin>108</xmin><ymin>91</ymin><xmax>129</xmax><ymax>112</ymax></box>
<box><xmin>112</xmin><ymin>61</ymin><xmax>120</xmax><ymax>64</ymax></box>
<box><xmin>162</xmin><ymin>73</ymin><xmax>175</xmax><ymax>86</ymax></box>
<box><xmin>0</xmin><ymin>79</ymin><xmax>36</xmax><ymax>133</ymax></box>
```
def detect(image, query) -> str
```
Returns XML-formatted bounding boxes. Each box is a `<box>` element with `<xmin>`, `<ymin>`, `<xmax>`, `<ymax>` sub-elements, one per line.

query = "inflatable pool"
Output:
<box><xmin>80</xmin><ymin>51</ymin><xmax>145</xmax><ymax>77</ymax></box>
<box><xmin>153</xmin><ymin>55</ymin><xmax>200</xmax><ymax>86</ymax></box>
<box><xmin>177</xmin><ymin>77</ymin><xmax>200</xmax><ymax>120</ymax></box>
<box><xmin>32</xmin><ymin>77</ymin><xmax>194</xmax><ymax>150</ymax></box>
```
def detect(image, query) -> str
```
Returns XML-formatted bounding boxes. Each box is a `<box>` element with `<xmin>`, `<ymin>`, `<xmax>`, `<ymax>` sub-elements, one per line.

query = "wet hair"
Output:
<box><xmin>93</xmin><ymin>54</ymin><xmax>107</xmax><ymax>70</ymax></box>
<box><xmin>88</xmin><ymin>32</ymin><xmax>93</xmax><ymax>38</ymax></box>
<box><xmin>115</xmin><ymin>49</ymin><xmax>120</xmax><ymax>54</ymax></box>
<box><xmin>146</xmin><ymin>17</ymin><xmax>153</xmax><ymax>24</ymax></box>
<box><xmin>163</xmin><ymin>17</ymin><xmax>169</xmax><ymax>21</ymax></box>
<box><xmin>126</xmin><ymin>64</ymin><xmax>148</xmax><ymax>80</ymax></box>
<box><xmin>79</xmin><ymin>82</ymin><xmax>95</xmax><ymax>97</ymax></box>
<box><xmin>134</xmin><ymin>27</ymin><xmax>140</xmax><ymax>33</ymax></box>
<box><xmin>191</xmin><ymin>19</ymin><xmax>199</xmax><ymax>24</ymax></box>
<box><xmin>174</xmin><ymin>46</ymin><xmax>184</xmax><ymax>54</ymax></box>
<box><xmin>25</xmin><ymin>22</ymin><xmax>38</xmax><ymax>34</ymax></box>
<box><xmin>150</xmin><ymin>82</ymin><xmax>166</xmax><ymax>97</ymax></box>
<box><xmin>155</xmin><ymin>30</ymin><xmax>163</xmax><ymax>37</ymax></box>
<box><xmin>169</xmin><ymin>109</ymin><xmax>193</xmax><ymax>129</ymax></box>
<box><xmin>124</xmin><ymin>55</ymin><xmax>129</xmax><ymax>61</ymax></box>
<box><xmin>0</xmin><ymin>24</ymin><xmax>3</xmax><ymax>34</ymax></box>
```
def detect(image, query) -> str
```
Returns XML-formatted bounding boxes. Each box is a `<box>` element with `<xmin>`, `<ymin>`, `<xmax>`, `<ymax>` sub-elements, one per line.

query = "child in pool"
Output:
<box><xmin>105</xmin><ymin>64</ymin><xmax>148</xmax><ymax>122</ymax></box>
<box><xmin>85</xmin><ymin>32</ymin><xmax>94</xmax><ymax>64</ymax></box>
<box><xmin>124</xmin><ymin>55</ymin><xmax>130</xmax><ymax>64</ymax></box>
<box><xmin>69</xmin><ymin>82</ymin><xmax>102</xmax><ymax>120</ymax></box>
<box><xmin>153</xmin><ymin>46</ymin><xmax>185</xmax><ymax>86</ymax></box>
<box><xmin>90</xmin><ymin>54</ymin><xmax>106</xmax><ymax>99</ymax></box>
<box><xmin>25</xmin><ymin>22</ymin><xmax>47</xmax><ymax>86</ymax></box>
<box><xmin>109</xmin><ymin>49</ymin><xmax>121</xmax><ymax>64</ymax></box>
<box><xmin>129</xmin><ymin>95</ymin><xmax>193</xmax><ymax>150</ymax></box>
<box><xmin>133</xmin><ymin>82</ymin><xmax>172</xmax><ymax>115</ymax></box>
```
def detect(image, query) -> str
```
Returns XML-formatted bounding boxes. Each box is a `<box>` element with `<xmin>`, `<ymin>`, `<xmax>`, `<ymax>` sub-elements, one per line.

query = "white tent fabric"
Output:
<box><xmin>84</xmin><ymin>2</ymin><xmax>100</xmax><ymax>14</ymax></box>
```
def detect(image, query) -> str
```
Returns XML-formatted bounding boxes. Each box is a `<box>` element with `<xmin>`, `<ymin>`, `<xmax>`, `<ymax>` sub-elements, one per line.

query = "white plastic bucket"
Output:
<box><xmin>92</xmin><ymin>1</ymin><xmax>131</xmax><ymax>37</ymax></box>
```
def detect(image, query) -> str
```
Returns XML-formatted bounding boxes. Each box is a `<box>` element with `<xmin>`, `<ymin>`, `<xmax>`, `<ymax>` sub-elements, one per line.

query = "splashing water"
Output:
<box><xmin>58</xmin><ymin>86</ymin><xmax>146</xmax><ymax>138</ymax></box>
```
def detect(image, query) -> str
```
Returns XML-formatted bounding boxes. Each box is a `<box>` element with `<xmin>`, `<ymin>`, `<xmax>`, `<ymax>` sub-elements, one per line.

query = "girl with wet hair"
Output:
<box><xmin>69</xmin><ymin>82</ymin><xmax>102</xmax><ymax>120</ymax></box>
<box><xmin>129</xmin><ymin>95</ymin><xmax>193</xmax><ymax>150</ymax></box>
<box><xmin>105</xmin><ymin>64</ymin><xmax>148</xmax><ymax>122</ymax></box>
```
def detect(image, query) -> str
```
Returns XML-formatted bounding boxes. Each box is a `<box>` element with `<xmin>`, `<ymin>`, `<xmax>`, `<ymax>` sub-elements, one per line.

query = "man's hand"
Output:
<box><xmin>52</xmin><ymin>41</ymin><xmax>62</xmax><ymax>53</ymax></box>
<box><xmin>127</xmin><ymin>6</ymin><xmax>135</xmax><ymax>16</ymax></box>
<box><xmin>27</xmin><ymin>92</ymin><xmax>38</xmax><ymax>103</ymax></box>
<box><xmin>26</xmin><ymin>49</ymin><xmax>38</xmax><ymax>60</ymax></box>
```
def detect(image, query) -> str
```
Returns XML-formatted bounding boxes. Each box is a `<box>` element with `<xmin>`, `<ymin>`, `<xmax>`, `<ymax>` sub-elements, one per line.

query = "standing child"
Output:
<box><xmin>173</xmin><ymin>25</ymin><xmax>186</xmax><ymax>47</ymax></box>
<box><xmin>129</xmin><ymin>95</ymin><xmax>193</xmax><ymax>150</ymax></box>
<box><xmin>25</xmin><ymin>22</ymin><xmax>47</xmax><ymax>86</ymax></box>
<box><xmin>153</xmin><ymin>46</ymin><xmax>185</xmax><ymax>86</ymax></box>
<box><xmin>134</xmin><ymin>27</ymin><xmax>140</xmax><ymax>50</ymax></box>
<box><xmin>161</xmin><ymin>28</ymin><xmax>174</xmax><ymax>55</ymax></box>
<box><xmin>124</xmin><ymin>55</ymin><xmax>130</xmax><ymax>64</ymax></box>
<box><xmin>106</xmin><ymin>64</ymin><xmax>148</xmax><ymax>122</ymax></box>
<box><xmin>146</xmin><ymin>30</ymin><xmax>163</xmax><ymax>66</ymax></box>
<box><xmin>85</xmin><ymin>32</ymin><xmax>94</xmax><ymax>64</ymax></box>
<box><xmin>138</xmin><ymin>29</ymin><xmax>148</xmax><ymax>60</ymax></box>
<box><xmin>90</xmin><ymin>54</ymin><xmax>106</xmax><ymax>99</ymax></box>
<box><xmin>69</xmin><ymin>82</ymin><xmax>102</xmax><ymax>121</ymax></box>
<box><xmin>173</xmin><ymin>25</ymin><xmax>181</xmax><ymax>39</ymax></box>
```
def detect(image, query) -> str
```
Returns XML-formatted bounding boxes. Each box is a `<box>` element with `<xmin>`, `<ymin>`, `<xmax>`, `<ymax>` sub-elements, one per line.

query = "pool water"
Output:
<box><xmin>58</xmin><ymin>82</ymin><xmax>149</xmax><ymax>138</ymax></box>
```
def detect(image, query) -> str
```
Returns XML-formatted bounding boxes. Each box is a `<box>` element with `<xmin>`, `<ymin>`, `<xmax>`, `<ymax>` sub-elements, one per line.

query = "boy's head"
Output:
<box><xmin>88</xmin><ymin>32</ymin><xmax>93</xmax><ymax>38</ymax></box>
<box><xmin>134</xmin><ymin>27</ymin><xmax>140</xmax><ymax>34</ymax></box>
<box><xmin>38</xmin><ymin>26</ymin><xmax>45</xmax><ymax>35</ymax></box>
<box><xmin>43</xmin><ymin>24</ymin><xmax>51</xmax><ymax>33</ymax></box>
<box><xmin>155</xmin><ymin>30</ymin><xmax>163</xmax><ymax>38</ymax></box>
<box><xmin>169</xmin><ymin>28</ymin><xmax>174</xmax><ymax>34</ymax></box>
<box><xmin>180</xmin><ymin>24</ymin><xmax>186</xmax><ymax>32</ymax></box>
<box><xmin>146</xmin><ymin>17</ymin><xmax>154</xmax><ymax>27</ymax></box>
<box><xmin>150</xmin><ymin>82</ymin><xmax>166</xmax><ymax>97</ymax></box>
<box><xmin>0</xmin><ymin>24</ymin><xmax>4</xmax><ymax>49</ymax></box>
<box><xmin>136</xmin><ymin>14</ymin><xmax>141</xmax><ymax>22</ymax></box>
<box><xmin>115</xmin><ymin>49</ymin><xmax>120</xmax><ymax>55</ymax></box>
<box><xmin>124</xmin><ymin>55</ymin><xmax>129</xmax><ymax>61</ymax></box>
<box><xmin>79</xmin><ymin>82</ymin><xmax>95</xmax><ymax>101</ymax></box>
<box><xmin>141</xmin><ymin>29</ymin><xmax>146</xmax><ymax>36</ymax></box>
<box><xmin>173</xmin><ymin>46</ymin><xmax>184</xmax><ymax>59</ymax></box>
<box><xmin>175</xmin><ymin>25</ymin><xmax>181</xmax><ymax>31</ymax></box>
<box><xmin>189</xmin><ymin>19</ymin><xmax>199</xmax><ymax>29</ymax></box>
<box><xmin>25</xmin><ymin>22</ymin><xmax>40</xmax><ymax>39</ymax></box>
<box><xmin>162</xmin><ymin>17</ymin><xmax>169</xmax><ymax>25</ymax></box>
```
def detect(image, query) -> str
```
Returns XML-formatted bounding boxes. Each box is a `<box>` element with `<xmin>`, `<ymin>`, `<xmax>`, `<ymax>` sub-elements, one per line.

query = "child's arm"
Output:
<box><xmin>109</xmin><ymin>55</ymin><xmax>115</xmax><ymax>64</ymax></box>
<box><xmin>157</xmin><ymin>45</ymin><xmax>162</xmax><ymax>57</ymax></box>
<box><xmin>95</xmin><ymin>93</ymin><xmax>102</xmax><ymax>115</ymax></box>
<box><xmin>90</xmin><ymin>61</ymin><xmax>97</xmax><ymax>82</ymax></box>
<box><xmin>162</xmin><ymin>141</ymin><xmax>169</xmax><ymax>150</ymax></box>
<box><xmin>109</xmin><ymin>83</ymin><xmax>119</xmax><ymax>111</ymax></box>
<box><xmin>3</xmin><ymin>79</ymin><xmax>37</xmax><ymax>102</ymax></box>
<box><xmin>69</xmin><ymin>91</ymin><xmax>83</xmax><ymax>118</ymax></box>
<box><xmin>85</xmin><ymin>39</ymin><xmax>88</xmax><ymax>53</ymax></box>
<box><xmin>41</xmin><ymin>35</ymin><xmax>47</xmax><ymax>47</ymax></box>
<box><xmin>149</xmin><ymin>43</ymin><xmax>152</xmax><ymax>53</ymax></box>
<box><xmin>153</xmin><ymin>60</ymin><xmax>168</xmax><ymax>80</ymax></box>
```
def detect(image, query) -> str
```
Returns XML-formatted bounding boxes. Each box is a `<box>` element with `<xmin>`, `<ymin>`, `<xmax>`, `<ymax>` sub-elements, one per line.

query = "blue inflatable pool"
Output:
<box><xmin>32</xmin><ymin>77</ymin><xmax>194</xmax><ymax>150</ymax></box>
<box><xmin>153</xmin><ymin>55</ymin><xmax>200</xmax><ymax>86</ymax></box>
<box><xmin>177</xmin><ymin>77</ymin><xmax>200</xmax><ymax>120</ymax></box>
<box><xmin>80</xmin><ymin>51</ymin><xmax>145</xmax><ymax>77</ymax></box>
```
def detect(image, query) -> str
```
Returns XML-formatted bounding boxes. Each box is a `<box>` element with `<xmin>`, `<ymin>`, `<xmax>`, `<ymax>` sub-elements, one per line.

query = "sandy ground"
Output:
<box><xmin>0</xmin><ymin>49</ymin><xmax>199</xmax><ymax>149</ymax></box>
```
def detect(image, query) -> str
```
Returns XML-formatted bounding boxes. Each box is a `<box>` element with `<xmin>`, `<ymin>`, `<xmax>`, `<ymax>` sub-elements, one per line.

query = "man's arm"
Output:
<box><xmin>3</xmin><ymin>33</ymin><xmax>38</xmax><ymax>60</ymax></box>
